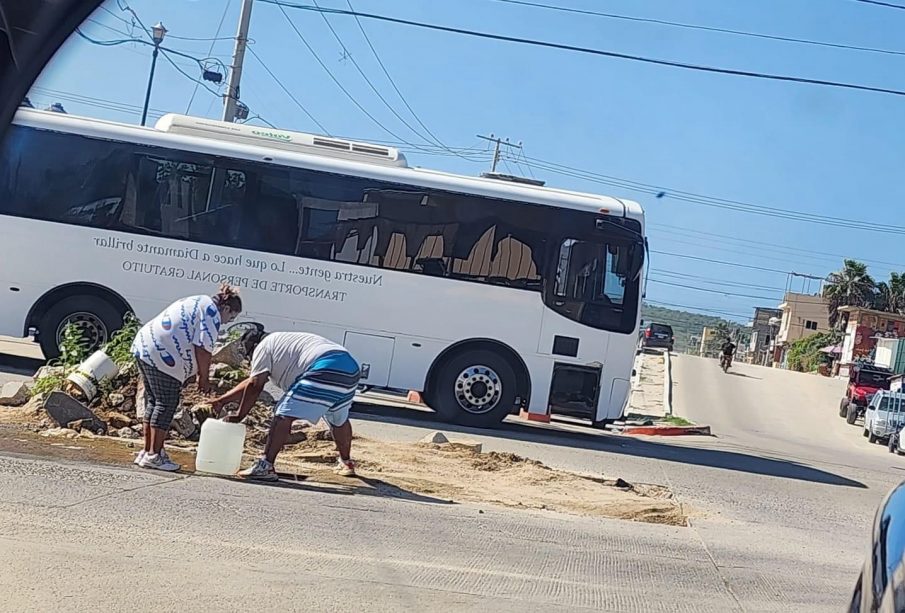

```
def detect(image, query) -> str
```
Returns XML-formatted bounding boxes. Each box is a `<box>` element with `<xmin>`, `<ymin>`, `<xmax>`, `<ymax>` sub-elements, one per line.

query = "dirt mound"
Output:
<box><xmin>275</xmin><ymin>435</ymin><xmax>686</xmax><ymax>526</ymax></box>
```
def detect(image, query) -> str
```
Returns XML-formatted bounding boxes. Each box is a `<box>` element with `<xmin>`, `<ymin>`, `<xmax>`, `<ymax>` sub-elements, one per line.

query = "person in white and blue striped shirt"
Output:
<box><xmin>212</xmin><ymin>329</ymin><xmax>361</xmax><ymax>481</ymax></box>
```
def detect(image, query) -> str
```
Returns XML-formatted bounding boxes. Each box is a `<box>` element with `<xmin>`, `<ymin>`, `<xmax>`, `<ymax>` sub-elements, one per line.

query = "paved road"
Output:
<box><xmin>0</xmin><ymin>351</ymin><xmax>898</xmax><ymax>611</ymax></box>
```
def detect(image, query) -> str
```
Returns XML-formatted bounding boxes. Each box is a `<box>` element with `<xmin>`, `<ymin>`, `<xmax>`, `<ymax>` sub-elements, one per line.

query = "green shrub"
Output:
<box><xmin>103</xmin><ymin>313</ymin><xmax>141</xmax><ymax>366</ymax></box>
<box><xmin>787</xmin><ymin>331</ymin><xmax>837</xmax><ymax>372</ymax></box>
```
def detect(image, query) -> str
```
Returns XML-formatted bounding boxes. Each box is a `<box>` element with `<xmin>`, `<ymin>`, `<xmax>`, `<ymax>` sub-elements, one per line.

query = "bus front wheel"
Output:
<box><xmin>430</xmin><ymin>350</ymin><xmax>517</xmax><ymax>428</ymax></box>
<box><xmin>38</xmin><ymin>295</ymin><xmax>124</xmax><ymax>360</ymax></box>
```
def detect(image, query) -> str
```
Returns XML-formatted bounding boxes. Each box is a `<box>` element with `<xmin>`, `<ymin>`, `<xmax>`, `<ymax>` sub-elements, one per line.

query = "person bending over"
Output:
<box><xmin>212</xmin><ymin>329</ymin><xmax>361</xmax><ymax>481</ymax></box>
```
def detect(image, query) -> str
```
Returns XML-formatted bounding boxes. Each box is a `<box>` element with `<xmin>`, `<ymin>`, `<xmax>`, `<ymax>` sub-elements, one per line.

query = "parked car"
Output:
<box><xmin>839</xmin><ymin>360</ymin><xmax>893</xmax><ymax>425</ymax></box>
<box><xmin>850</xmin><ymin>479</ymin><xmax>905</xmax><ymax>611</ymax></box>
<box><xmin>641</xmin><ymin>323</ymin><xmax>674</xmax><ymax>351</ymax></box>
<box><xmin>863</xmin><ymin>390</ymin><xmax>905</xmax><ymax>444</ymax></box>
<box><xmin>889</xmin><ymin>425</ymin><xmax>905</xmax><ymax>455</ymax></box>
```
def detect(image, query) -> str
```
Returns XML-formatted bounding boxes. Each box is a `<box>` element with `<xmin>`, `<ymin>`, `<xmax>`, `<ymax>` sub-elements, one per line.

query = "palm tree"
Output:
<box><xmin>823</xmin><ymin>259</ymin><xmax>876</xmax><ymax>328</ymax></box>
<box><xmin>876</xmin><ymin>272</ymin><xmax>905</xmax><ymax>315</ymax></box>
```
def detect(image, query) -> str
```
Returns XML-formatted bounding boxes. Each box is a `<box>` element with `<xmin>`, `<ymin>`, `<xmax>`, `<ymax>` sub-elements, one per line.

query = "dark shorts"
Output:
<box><xmin>136</xmin><ymin>359</ymin><xmax>182</xmax><ymax>430</ymax></box>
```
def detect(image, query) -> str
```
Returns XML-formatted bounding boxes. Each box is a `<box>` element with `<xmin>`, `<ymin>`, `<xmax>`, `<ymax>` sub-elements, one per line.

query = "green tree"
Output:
<box><xmin>704</xmin><ymin>322</ymin><xmax>732</xmax><ymax>355</ymax></box>
<box><xmin>823</xmin><ymin>260</ymin><xmax>876</xmax><ymax>329</ymax></box>
<box><xmin>874</xmin><ymin>272</ymin><xmax>905</xmax><ymax>315</ymax></box>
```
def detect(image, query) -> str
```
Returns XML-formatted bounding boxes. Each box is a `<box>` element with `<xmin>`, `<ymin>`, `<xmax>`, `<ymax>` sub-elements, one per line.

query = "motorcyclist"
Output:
<box><xmin>720</xmin><ymin>339</ymin><xmax>736</xmax><ymax>368</ymax></box>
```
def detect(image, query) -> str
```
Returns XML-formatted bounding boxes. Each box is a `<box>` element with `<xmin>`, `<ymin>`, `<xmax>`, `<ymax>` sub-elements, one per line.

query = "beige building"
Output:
<box><xmin>776</xmin><ymin>293</ymin><xmax>831</xmax><ymax>346</ymax></box>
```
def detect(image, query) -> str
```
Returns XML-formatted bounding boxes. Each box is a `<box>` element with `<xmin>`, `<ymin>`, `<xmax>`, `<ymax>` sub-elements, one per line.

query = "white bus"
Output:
<box><xmin>0</xmin><ymin>109</ymin><xmax>646</xmax><ymax>428</ymax></box>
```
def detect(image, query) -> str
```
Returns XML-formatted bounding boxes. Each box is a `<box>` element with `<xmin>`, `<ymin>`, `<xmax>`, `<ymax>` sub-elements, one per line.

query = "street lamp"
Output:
<box><xmin>140</xmin><ymin>21</ymin><xmax>167</xmax><ymax>127</ymax></box>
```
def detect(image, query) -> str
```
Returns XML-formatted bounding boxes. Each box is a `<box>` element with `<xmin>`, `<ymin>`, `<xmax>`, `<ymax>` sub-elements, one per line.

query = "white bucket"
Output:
<box><xmin>196</xmin><ymin>419</ymin><xmax>247</xmax><ymax>476</ymax></box>
<box><xmin>66</xmin><ymin>350</ymin><xmax>119</xmax><ymax>401</ymax></box>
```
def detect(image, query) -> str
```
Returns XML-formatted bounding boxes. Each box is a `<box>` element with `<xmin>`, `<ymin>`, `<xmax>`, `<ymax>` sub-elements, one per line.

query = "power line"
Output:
<box><xmin>245</xmin><ymin>45</ymin><xmax>331</xmax><ymax>134</ymax></box>
<box><xmin>29</xmin><ymin>86</ymin><xmax>168</xmax><ymax>118</ymax></box>
<box><xmin>651</xmin><ymin>250</ymin><xmax>797</xmax><ymax>275</ymax></box>
<box><xmin>518</xmin><ymin>154</ymin><xmax>905</xmax><ymax>236</ymax></box>
<box><xmin>653</xmin><ymin>269</ymin><xmax>787</xmax><ymax>292</ymax></box>
<box><xmin>490</xmin><ymin>0</ymin><xmax>905</xmax><ymax>58</ymax></box>
<box><xmin>648</xmin><ymin>222</ymin><xmax>905</xmax><ymax>270</ymax></box>
<box><xmin>274</xmin><ymin>3</ymin><xmax>436</xmax><ymax>149</ymax></box>
<box><xmin>644</xmin><ymin>299</ymin><xmax>751</xmax><ymax>320</ymax></box>
<box><xmin>649</xmin><ymin>278</ymin><xmax>780</xmax><ymax>301</ymax></box>
<box><xmin>345</xmin><ymin>0</ymin><xmax>461</xmax><ymax>156</ymax></box>
<box><xmin>261</xmin><ymin>1</ymin><xmax>905</xmax><ymax>99</ymax></box>
<box><xmin>310</xmin><ymin>0</ymin><xmax>434</xmax><ymax>145</ymax></box>
<box><xmin>852</xmin><ymin>0</ymin><xmax>905</xmax><ymax>9</ymax></box>
<box><xmin>187</xmin><ymin>0</ymin><xmax>232</xmax><ymax>114</ymax></box>
<box><xmin>647</xmin><ymin>232</ymin><xmax>845</xmax><ymax>271</ymax></box>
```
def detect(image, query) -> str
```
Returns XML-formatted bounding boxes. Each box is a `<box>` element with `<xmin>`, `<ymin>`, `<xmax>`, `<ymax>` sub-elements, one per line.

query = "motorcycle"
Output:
<box><xmin>720</xmin><ymin>354</ymin><xmax>732</xmax><ymax>373</ymax></box>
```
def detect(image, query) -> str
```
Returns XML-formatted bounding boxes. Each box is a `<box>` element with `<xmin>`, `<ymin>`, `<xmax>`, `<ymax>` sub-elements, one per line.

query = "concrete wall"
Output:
<box><xmin>777</xmin><ymin>293</ymin><xmax>830</xmax><ymax>345</ymax></box>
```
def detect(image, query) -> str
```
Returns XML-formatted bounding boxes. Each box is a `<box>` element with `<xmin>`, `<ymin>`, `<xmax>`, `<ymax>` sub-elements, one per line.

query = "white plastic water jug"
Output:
<box><xmin>196</xmin><ymin>418</ymin><xmax>247</xmax><ymax>476</ymax></box>
<box><xmin>66</xmin><ymin>350</ymin><xmax>119</xmax><ymax>401</ymax></box>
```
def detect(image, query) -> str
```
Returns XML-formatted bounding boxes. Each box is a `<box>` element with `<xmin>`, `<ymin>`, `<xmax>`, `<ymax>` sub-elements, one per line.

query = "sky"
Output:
<box><xmin>30</xmin><ymin>0</ymin><xmax>905</xmax><ymax>324</ymax></box>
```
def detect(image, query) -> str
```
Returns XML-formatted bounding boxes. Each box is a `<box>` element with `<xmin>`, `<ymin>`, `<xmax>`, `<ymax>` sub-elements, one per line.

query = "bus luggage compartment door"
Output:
<box><xmin>342</xmin><ymin>332</ymin><xmax>395</xmax><ymax>388</ymax></box>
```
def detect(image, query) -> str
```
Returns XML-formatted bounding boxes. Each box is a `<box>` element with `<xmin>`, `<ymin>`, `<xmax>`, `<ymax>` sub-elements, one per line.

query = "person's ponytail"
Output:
<box><xmin>212</xmin><ymin>283</ymin><xmax>242</xmax><ymax>313</ymax></box>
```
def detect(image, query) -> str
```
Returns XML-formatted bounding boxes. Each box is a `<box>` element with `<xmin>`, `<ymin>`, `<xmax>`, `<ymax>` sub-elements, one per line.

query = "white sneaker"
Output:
<box><xmin>335</xmin><ymin>458</ymin><xmax>356</xmax><ymax>477</ymax></box>
<box><xmin>133</xmin><ymin>450</ymin><xmax>147</xmax><ymax>466</ymax></box>
<box><xmin>237</xmin><ymin>458</ymin><xmax>278</xmax><ymax>481</ymax></box>
<box><xmin>139</xmin><ymin>450</ymin><xmax>181</xmax><ymax>472</ymax></box>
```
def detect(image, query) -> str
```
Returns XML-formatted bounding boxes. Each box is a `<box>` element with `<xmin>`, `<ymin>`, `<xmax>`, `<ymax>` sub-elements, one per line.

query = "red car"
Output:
<box><xmin>840</xmin><ymin>361</ymin><xmax>893</xmax><ymax>425</ymax></box>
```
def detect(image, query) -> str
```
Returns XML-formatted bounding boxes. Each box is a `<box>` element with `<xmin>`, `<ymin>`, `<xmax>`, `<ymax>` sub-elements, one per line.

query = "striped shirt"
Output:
<box><xmin>250</xmin><ymin>332</ymin><xmax>354</xmax><ymax>392</ymax></box>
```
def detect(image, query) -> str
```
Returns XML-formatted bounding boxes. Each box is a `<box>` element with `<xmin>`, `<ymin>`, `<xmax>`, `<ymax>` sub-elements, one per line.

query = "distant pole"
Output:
<box><xmin>223</xmin><ymin>0</ymin><xmax>254</xmax><ymax>122</ymax></box>
<box><xmin>477</xmin><ymin>134</ymin><xmax>523</xmax><ymax>174</ymax></box>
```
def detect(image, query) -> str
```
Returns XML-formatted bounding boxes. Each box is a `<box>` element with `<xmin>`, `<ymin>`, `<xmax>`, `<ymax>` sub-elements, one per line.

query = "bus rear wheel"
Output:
<box><xmin>38</xmin><ymin>295</ymin><xmax>124</xmax><ymax>360</ymax></box>
<box><xmin>430</xmin><ymin>350</ymin><xmax>517</xmax><ymax>428</ymax></box>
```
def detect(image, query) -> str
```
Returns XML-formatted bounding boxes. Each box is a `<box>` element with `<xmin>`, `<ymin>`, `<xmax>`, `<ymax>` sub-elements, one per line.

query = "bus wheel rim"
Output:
<box><xmin>56</xmin><ymin>311</ymin><xmax>108</xmax><ymax>352</ymax></box>
<box><xmin>455</xmin><ymin>365</ymin><xmax>502</xmax><ymax>414</ymax></box>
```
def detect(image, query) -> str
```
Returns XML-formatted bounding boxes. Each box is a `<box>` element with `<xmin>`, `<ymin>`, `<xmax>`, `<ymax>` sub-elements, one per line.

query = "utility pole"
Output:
<box><xmin>477</xmin><ymin>134</ymin><xmax>522</xmax><ymax>174</ymax></box>
<box><xmin>223</xmin><ymin>0</ymin><xmax>254</xmax><ymax>122</ymax></box>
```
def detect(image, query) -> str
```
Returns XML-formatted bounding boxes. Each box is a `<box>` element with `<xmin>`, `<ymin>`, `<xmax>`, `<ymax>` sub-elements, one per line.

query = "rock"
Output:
<box><xmin>34</xmin><ymin>365</ymin><xmax>64</xmax><ymax>381</ymax></box>
<box><xmin>452</xmin><ymin>441</ymin><xmax>483</xmax><ymax>454</ymax></box>
<box><xmin>420</xmin><ymin>431</ymin><xmax>449</xmax><ymax>445</ymax></box>
<box><xmin>134</xmin><ymin>381</ymin><xmax>146</xmax><ymax>420</ymax></box>
<box><xmin>211</xmin><ymin>339</ymin><xmax>245</xmax><ymax>368</ymax></box>
<box><xmin>308</xmin><ymin>426</ymin><xmax>333</xmax><ymax>442</ymax></box>
<box><xmin>66</xmin><ymin>418</ymin><xmax>91</xmax><ymax>432</ymax></box>
<box><xmin>116</xmin><ymin>426</ymin><xmax>140</xmax><ymax>439</ymax></box>
<box><xmin>613</xmin><ymin>478</ymin><xmax>632</xmax><ymax>490</ymax></box>
<box><xmin>170</xmin><ymin>408</ymin><xmax>197</xmax><ymax>439</ymax></box>
<box><xmin>41</xmin><ymin>427</ymin><xmax>79</xmax><ymax>439</ymax></box>
<box><xmin>119</xmin><ymin>360</ymin><xmax>136</xmax><ymax>376</ymax></box>
<box><xmin>23</xmin><ymin>394</ymin><xmax>45</xmax><ymax>413</ymax></box>
<box><xmin>131</xmin><ymin>424</ymin><xmax>143</xmax><ymax>433</ymax></box>
<box><xmin>188</xmin><ymin>403</ymin><xmax>214</xmax><ymax>428</ymax></box>
<box><xmin>121</xmin><ymin>399</ymin><xmax>134</xmax><ymax>414</ymax></box>
<box><xmin>210</xmin><ymin>363</ymin><xmax>231</xmax><ymax>377</ymax></box>
<box><xmin>106</xmin><ymin>412</ymin><xmax>133</xmax><ymax>429</ymax></box>
<box><xmin>108</xmin><ymin>392</ymin><xmax>125</xmax><ymax>407</ymax></box>
<box><xmin>44</xmin><ymin>391</ymin><xmax>107</xmax><ymax>434</ymax></box>
<box><xmin>78</xmin><ymin>430</ymin><xmax>96</xmax><ymax>439</ymax></box>
<box><xmin>0</xmin><ymin>381</ymin><xmax>30</xmax><ymax>406</ymax></box>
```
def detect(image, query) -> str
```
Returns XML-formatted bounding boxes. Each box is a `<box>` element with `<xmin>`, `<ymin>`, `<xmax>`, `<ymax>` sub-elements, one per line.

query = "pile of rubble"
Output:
<box><xmin>0</xmin><ymin>338</ymin><xmax>284</xmax><ymax>447</ymax></box>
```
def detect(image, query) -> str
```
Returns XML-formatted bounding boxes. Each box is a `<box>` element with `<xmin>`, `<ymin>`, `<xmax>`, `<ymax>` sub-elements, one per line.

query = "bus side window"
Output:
<box><xmin>227</xmin><ymin>166</ymin><xmax>298</xmax><ymax>255</ymax></box>
<box><xmin>134</xmin><ymin>156</ymin><xmax>214</xmax><ymax>239</ymax></box>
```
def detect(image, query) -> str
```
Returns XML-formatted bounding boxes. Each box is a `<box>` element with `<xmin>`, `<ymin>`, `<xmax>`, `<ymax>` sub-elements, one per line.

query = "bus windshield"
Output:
<box><xmin>549</xmin><ymin>237</ymin><xmax>642</xmax><ymax>333</ymax></box>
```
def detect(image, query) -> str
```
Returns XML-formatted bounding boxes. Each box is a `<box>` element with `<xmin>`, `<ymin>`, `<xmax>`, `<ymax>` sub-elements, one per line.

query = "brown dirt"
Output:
<box><xmin>273</xmin><ymin>436</ymin><xmax>686</xmax><ymax>526</ymax></box>
<box><xmin>5</xmin><ymin>362</ymin><xmax>687</xmax><ymax>526</ymax></box>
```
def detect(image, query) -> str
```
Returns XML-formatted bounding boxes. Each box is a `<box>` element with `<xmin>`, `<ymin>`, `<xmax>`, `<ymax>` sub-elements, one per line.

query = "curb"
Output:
<box><xmin>662</xmin><ymin>350</ymin><xmax>673</xmax><ymax>416</ymax></box>
<box><xmin>622</xmin><ymin>424</ymin><xmax>712</xmax><ymax>436</ymax></box>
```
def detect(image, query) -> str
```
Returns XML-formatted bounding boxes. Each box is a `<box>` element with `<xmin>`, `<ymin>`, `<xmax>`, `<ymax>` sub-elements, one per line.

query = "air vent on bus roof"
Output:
<box><xmin>480</xmin><ymin>171</ymin><xmax>546</xmax><ymax>187</ymax></box>
<box><xmin>153</xmin><ymin>114</ymin><xmax>407</xmax><ymax>167</ymax></box>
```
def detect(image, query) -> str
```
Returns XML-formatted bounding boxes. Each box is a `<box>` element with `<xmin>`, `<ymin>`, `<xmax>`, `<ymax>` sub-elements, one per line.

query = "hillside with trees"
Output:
<box><xmin>641</xmin><ymin>303</ymin><xmax>748</xmax><ymax>354</ymax></box>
